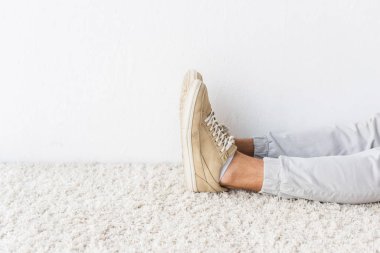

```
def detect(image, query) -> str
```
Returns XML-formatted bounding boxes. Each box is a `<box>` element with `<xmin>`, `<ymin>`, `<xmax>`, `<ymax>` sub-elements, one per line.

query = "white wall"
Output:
<box><xmin>1</xmin><ymin>0</ymin><xmax>380</xmax><ymax>162</ymax></box>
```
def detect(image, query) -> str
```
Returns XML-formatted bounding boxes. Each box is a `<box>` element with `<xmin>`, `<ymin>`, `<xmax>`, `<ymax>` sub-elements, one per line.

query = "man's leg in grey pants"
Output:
<box><xmin>254</xmin><ymin>113</ymin><xmax>380</xmax><ymax>158</ymax></box>
<box><xmin>260</xmin><ymin>148</ymin><xmax>380</xmax><ymax>204</ymax></box>
<box><xmin>253</xmin><ymin>113</ymin><xmax>380</xmax><ymax>204</ymax></box>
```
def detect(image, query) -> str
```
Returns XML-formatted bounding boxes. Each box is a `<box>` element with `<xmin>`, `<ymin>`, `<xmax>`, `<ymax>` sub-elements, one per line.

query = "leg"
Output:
<box><xmin>234</xmin><ymin>138</ymin><xmax>255</xmax><ymax>157</ymax></box>
<box><xmin>220</xmin><ymin>151</ymin><xmax>263</xmax><ymax>192</ymax></box>
<box><xmin>254</xmin><ymin>113</ymin><xmax>380</xmax><ymax>158</ymax></box>
<box><xmin>222</xmin><ymin>148</ymin><xmax>380</xmax><ymax>204</ymax></box>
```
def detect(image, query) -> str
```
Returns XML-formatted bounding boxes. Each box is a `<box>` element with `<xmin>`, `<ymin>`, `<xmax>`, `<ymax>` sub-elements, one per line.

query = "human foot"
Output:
<box><xmin>181</xmin><ymin>78</ymin><xmax>237</xmax><ymax>192</ymax></box>
<box><xmin>235</xmin><ymin>138</ymin><xmax>255</xmax><ymax>157</ymax></box>
<box><xmin>180</xmin><ymin>70</ymin><xmax>234</xmax><ymax>137</ymax></box>
<box><xmin>220</xmin><ymin>151</ymin><xmax>264</xmax><ymax>192</ymax></box>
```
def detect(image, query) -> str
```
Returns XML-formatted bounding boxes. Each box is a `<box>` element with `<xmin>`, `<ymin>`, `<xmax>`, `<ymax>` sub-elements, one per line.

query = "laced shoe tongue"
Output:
<box><xmin>204</xmin><ymin>111</ymin><xmax>235</xmax><ymax>152</ymax></box>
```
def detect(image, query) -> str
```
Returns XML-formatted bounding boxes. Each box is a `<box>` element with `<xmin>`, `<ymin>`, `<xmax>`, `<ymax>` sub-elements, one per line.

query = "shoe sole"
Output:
<box><xmin>179</xmin><ymin>70</ymin><xmax>202</xmax><ymax>129</ymax></box>
<box><xmin>181</xmin><ymin>79</ymin><xmax>202</xmax><ymax>192</ymax></box>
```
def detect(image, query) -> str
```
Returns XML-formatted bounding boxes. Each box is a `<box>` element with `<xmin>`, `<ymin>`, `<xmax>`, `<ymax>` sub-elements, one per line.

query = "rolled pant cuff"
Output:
<box><xmin>253</xmin><ymin>136</ymin><xmax>269</xmax><ymax>157</ymax></box>
<box><xmin>259</xmin><ymin>157</ymin><xmax>282</xmax><ymax>195</ymax></box>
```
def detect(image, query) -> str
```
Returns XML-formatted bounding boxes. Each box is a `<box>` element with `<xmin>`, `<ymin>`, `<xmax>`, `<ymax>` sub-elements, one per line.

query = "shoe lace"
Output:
<box><xmin>204</xmin><ymin>111</ymin><xmax>235</xmax><ymax>152</ymax></box>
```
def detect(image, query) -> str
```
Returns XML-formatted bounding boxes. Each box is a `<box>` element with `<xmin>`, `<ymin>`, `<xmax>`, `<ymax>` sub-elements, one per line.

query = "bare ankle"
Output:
<box><xmin>220</xmin><ymin>151</ymin><xmax>263</xmax><ymax>192</ymax></box>
<box><xmin>235</xmin><ymin>138</ymin><xmax>255</xmax><ymax>156</ymax></box>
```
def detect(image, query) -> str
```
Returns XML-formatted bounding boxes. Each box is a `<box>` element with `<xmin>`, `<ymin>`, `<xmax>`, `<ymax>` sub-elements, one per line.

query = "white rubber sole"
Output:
<box><xmin>179</xmin><ymin>70</ymin><xmax>202</xmax><ymax>129</ymax></box>
<box><xmin>181</xmin><ymin>80</ymin><xmax>202</xmax><ymax>192</ymax></box>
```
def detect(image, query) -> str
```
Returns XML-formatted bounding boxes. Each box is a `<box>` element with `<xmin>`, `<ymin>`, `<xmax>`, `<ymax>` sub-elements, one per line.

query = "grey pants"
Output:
<box><xmin>255</xmin><ymin>113</ymin><xmax>380</xmax><ymax>204</ymax></box>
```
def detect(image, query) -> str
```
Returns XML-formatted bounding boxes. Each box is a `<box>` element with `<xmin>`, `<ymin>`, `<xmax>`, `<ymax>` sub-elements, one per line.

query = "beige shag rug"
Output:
<box><xmin>0</xmin><ymin>163</ymin><xmax>379</xmax><ymax>252</ymax></box>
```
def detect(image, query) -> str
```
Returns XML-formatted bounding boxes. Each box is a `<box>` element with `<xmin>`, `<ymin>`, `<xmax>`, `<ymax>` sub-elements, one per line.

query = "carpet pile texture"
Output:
<box><xmin>0</xmin><ymin>163</ymin><xmax>379</xmax><ymax>252</ymax></box>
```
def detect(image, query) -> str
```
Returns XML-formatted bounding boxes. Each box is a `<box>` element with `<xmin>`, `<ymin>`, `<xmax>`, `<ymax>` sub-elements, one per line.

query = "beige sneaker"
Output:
<box><xmin>179</xmin><ymin>70</ymin><xmax>203</xmax><ymax>129</ymax></box>
<box><xmin>181</xmin><ymin>78</ymin><xmax>237</xmax><ymax>192</ymax></box>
